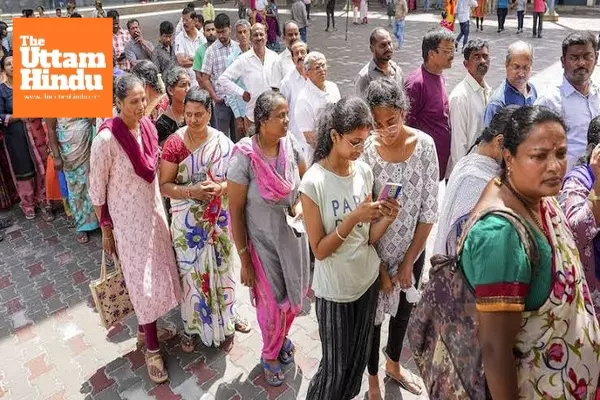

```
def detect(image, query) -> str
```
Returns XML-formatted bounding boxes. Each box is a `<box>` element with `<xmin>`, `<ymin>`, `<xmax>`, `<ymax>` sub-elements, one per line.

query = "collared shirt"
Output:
<box><xmin>218</xmin><ymin>47</ymin><xmax>279</xmax><ymax>121</ymax></box>
<box><xmin>175</xmin><ymin>28</ymin><xmax>206</xmax><ymax>87</ymax></box>
<box><xmin>271</xmin><ymin>48</ymin><xmax>295</xmax><ymax>89</ymax></box>
<box><xmin>448</xmin><ymin>72</ymin><xmax>491</xmax><ymax>174</ymax></box>
<box><xmin>295</xmin><ymin>80</ymin><xmax>341</xmax><ymax>162</ymax></box>
<box><xmin>291</xmin><ymin>0</ymin><xmax>308</xmax><ymax>28</ymax></box>
<box><xmin>354</xmin><ymin>59</ymin><xmax>403</xmax><ymax>98</ymax></box>
<box><xmin>484</xmin><ymin>79</ymin><xmax>538</xmax><ymax>126</ymax></box>
<box><xmin>113</xmin><ymin>28</ymin><xmax>132</xmax><ymax>71</ymax></box>
<box><xmin>201</xmin><ymin>39</ymin><xmax>240</xmax><ymax>98</ymax></box>
<box><xmin>536</xmin><ymin>76</ymin><xmax>600</xmax><ymax>170</ymax></box>
<box><xmin>151</xmin><ymin>43</ymin><xmax>176</xmax><ymax>75</ymax></box>
<box><xmin>124</xmin><ymin>38</ymin><xmax>154</xmax><ymax>66</ymax></box>
<box><xmin>224</xmin><ymin>45</ymin><xmax>248</xmax><ymax>119</ymax></box>
<box><xmin>280</xmin><ymin>68</ymin><xmax>309</xmax><ymax>146</ymax></box>
<box><xmin>456</xmin><ymin>0</ymin><xmax>477</xmax><ymax>22</ymax></box>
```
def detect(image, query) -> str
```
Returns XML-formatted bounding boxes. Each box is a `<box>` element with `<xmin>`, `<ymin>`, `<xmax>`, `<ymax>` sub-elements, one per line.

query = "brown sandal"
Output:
<box><xmin>145</xmin><ymin>351</ymin><xmax>168</xmax><ymax>384</ymax></box>
<box><xmin>180</xmin><ymin>334</ymin><xmax>197</xmax><ymax>353</ymax></box>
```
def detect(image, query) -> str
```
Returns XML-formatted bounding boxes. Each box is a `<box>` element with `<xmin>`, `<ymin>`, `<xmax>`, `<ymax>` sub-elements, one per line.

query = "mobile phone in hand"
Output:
<box><xmin>377</xmin><ymin>182</ymin><xmax>403</xmax><ymax>201</ymax></box>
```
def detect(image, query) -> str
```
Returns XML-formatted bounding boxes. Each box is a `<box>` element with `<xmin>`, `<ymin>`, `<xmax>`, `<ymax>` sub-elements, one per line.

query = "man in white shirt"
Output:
<box><xmin>280</xmin><ymin>41</ymin><xmax>309</xmax><ymax>155</ymax></box>
<box><xmin>536</xmin><ymin>31</ymin><xmax>600</xmax><ymax>170</ymax></box>
<box><xmin>175</xmin><ymin>2</ymin><xmax>197</xmax><ymax>36</ymax></box>
<box><xmin>175</xmin><ymin>7</ymin><xmax>206</xmax><ymax>87</ymax></box>
<box><xmin>295</xmin><ymin>52</ymin><xmax>341</xmax><ymax>163</ymax></box>
<box><xmin>270</xmin><ymin>21</ymin><xmax>300</xmax><ymax>89</ymax></box>
<box><xmin>455</xmin><ymin>0</ymin><xmax>477</xmax><ymax>53</ymax></box>
<box><xmin>448</xmin><ymin>38</ymin><xmax>491</xmax><ymax>174</ymax></box>
<box><xmin>218</xmin><ymin>23</ymin><xmax>278</xmax><ymax>134</ymax></box>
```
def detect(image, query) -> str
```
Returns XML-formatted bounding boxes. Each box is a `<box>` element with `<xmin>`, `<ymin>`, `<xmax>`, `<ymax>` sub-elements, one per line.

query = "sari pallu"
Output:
<box><xmin>169</xmin><ymin>128</ymin><xmax>236</xmax><ymax>347</ymax></box>
<box><xmin>57</xmin><ymin>118</ymin><xmax>99</xmax><ymax>232</ymax></box>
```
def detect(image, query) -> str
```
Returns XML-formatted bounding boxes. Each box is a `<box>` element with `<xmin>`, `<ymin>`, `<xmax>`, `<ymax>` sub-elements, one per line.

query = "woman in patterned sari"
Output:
<box><xmin>458</xmin><ymin>105</ymin><xmax>600</xmax><ymax>399</ymax></box>
<box><xmin>160</xmin><ymin>87</ymin><xmax>248</xmax><ymax>351</ymax></box>
<box><xmin>47</xmin><ymin>118</ymin><xmax>99</xmax><ymax>243</ymax></box>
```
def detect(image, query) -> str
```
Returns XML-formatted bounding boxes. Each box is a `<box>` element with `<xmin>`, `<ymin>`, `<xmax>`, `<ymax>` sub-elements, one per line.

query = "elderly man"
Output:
<box><xmin>124</xmin><ymin>18</ymin><xmax>154</xmax><ymax>67</ymax></box>
<box><xmin>484</xmin><ymin>41</ymin><xmax>537</xmax><ymax>126</ymax></box>
<box><xmin>295</xmin><ymin>52</ymin><xmax>341</xmax><ymax>163</ymax></box>
<box><xmin>448</xmin><ymin>38</ymin><xmax>491</xmax><ymax>173</ymax></box>
<box><xmin>405</xmin><ymin>28</ymin><xmax>455</xmax><ymax>180</ymax></box>
<box><xmin>355</xmin><ymin>27</ymin><xmax>403</xmax><ymax>98</ymax></box>
<box><xmin>271</xmin><ymin>21</ymin><xmax>301</xmax><ymax>89</ymax></box>
<box><xmin>281</xmin><ymin>41</ymin><xmax>309</xmax><ymax>155</ymax></box>
<box><xmin>175</xmin><ymin>7</ymin><xmax>206</xmax><ymax>87</ymax></box>
<box><xmin>107</xmin><ymin>9</ymin><xmax>131</xmax><ymax>71</ymax></box>
<box><xmin>218</xmin><ymin>23</ymin><xmax>278</xmax><ymax>134</ymax></box>
<box><xmin>200</xmin><ymin>14</ymin><xmax>240</xmax><ymax>140</ymax></box>
<box><xmin>536</xmin><ymin>32</ymin><xmax>600</xmax><ymax>170</ymax></box>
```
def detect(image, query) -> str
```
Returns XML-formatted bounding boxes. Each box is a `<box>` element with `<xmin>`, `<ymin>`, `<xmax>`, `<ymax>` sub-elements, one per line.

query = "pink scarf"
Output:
<box><xmin>232</xmin><ymin>136</ymin><xmax>294</xmax><ymax>202</ymax></box>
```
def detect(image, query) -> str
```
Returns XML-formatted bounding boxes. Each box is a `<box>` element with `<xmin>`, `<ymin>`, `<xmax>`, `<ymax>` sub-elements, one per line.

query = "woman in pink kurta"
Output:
<box><xmin>89</xmin><ymin>74</ymin><xmax>181</xmax><ymax>385</ymax></box>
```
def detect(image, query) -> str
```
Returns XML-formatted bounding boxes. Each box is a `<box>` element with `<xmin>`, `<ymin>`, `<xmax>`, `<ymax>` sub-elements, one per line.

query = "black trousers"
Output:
<box><xmin>367</xmin><ymin>251</ymin><xmax>426</xmax><ymax>375</ymax></box>
<box><xmin>517</xmin><ymin>10</ymin><xmax>524</xmax><ymax>30</ymax></box>
<box><xmin>533</xmin><ymin>11</ymin><xmax>543</xmax><ymax>36</ymax></box>
<box><xmin>326</xmin><ymin>4</ymin><xmax>335</xmax><ymax>29</ymax></box>
<box><xmin>496</xmin><ymin>7</ymin><xmax>508</xmax><ymax>30</ymax></box>
<box><xmin>305</xmin><ymin>3</ymin><xmax>311</xmax><ymax>19</ymax></box>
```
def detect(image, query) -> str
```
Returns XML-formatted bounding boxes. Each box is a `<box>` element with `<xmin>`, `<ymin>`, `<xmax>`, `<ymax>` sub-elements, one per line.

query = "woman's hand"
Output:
<box><xmin>291</xmin><ymin>199</ymin><xmax>303</xmax><ymax>218</ymax></box>
<box><xmin>101</xmin><ymin>228</ymin><xmax>117</xmax><ymax>256</ymax></box>
<box><xmin>351</xmin><ymin>195</ymin><xmax>383</xmax><ymax>224</ymax></box>
<box><xmin>189</xmin><ymin>181</ymin><xmax>221</xmax><ymax>201</ymax></box>
<box><xmin>240</xmin><ymin>253</ymin><xmax>256</xmax><ymax>287</ymax></box>
<box><xmin>393</xmin><ymin>261</ymin><xmax>413</xmax><ymax>289</ymax></box>
<box><xmin>589</xmin><ymin>143</ymin><xmax>600</xmax><ymax>178</ymax></box>
<box><xmin>379</xmin><ymin>198</ymin><xmax>401</xmax><ymax>221</ymax></box>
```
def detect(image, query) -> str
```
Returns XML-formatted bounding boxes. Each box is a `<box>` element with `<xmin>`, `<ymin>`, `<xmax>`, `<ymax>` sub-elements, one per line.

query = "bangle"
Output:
<box><xmin>335</xmin><ymin>226</ymin><xmax>347</xmax><ymax>241</ymax></box>
<box><xmin>238</xmin><ymin>246</ymin><xmax>248</xmax><ymax>255</ymax></box>
<box><xmin>590</xmin><ymin>190</ymin><xmax>600</xmax><ymax>202</ymax></box>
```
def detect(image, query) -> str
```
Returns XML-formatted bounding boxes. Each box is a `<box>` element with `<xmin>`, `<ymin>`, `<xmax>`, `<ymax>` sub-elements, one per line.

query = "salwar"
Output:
<box><xmin>64</xmin><ymin>162</ymin><xmax>99</xmax><ymax>232</ymax></box>
<box><xmin>139</xmin><ymin>321</ymin><xmax>159</xmax><ymax>351</ymax></box>
<box><xmin>252</xmin><ymin>244</ymin><xmax>296</xmax><ymax>360</ymax></box>
<box><xmin>367</xmin><ymin>252</ymin><xmax>425</xmax><ymax>375</ymax></box>
<box><xmin>306</xmin><ymin>278</ymin><xmax>380</xmax><ymax>400</ymax></box>
<box><xmin>15</xmin><ymin>176</ymin><xmax>45</xmax><ymax>212</ymax></box>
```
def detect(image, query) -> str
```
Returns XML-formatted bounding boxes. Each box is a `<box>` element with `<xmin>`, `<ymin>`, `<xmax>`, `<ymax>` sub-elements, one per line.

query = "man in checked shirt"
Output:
<box><xmin>107</xmin><ymin>9</ymin><xmax>132</xmax><ymax>72</ymax></box>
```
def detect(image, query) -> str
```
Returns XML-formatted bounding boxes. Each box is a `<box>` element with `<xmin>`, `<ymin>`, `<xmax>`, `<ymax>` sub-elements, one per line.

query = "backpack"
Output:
<box><xmin>407</xmin><ymin>207</ymin><xmax>539</xmax><ymax>399</ymax></box>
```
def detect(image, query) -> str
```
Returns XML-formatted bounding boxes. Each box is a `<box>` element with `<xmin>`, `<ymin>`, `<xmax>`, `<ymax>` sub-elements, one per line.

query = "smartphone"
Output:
<box><xmin>378</xmin><ymin>182</ymin><xmax>403</xmax><ymax>201</ymax></box>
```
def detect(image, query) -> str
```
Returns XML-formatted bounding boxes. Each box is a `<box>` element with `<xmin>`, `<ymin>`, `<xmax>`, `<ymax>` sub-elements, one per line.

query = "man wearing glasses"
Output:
<box><xmin>484</xmin><ymin>40</ymin><xmax>537</xmax><ymax>127</ymax></box>
<box><xmin>405</xmin><ymin>28</ymin><xmax>455</xmax><ymax>180</ymax></box>
<box><xmin>536</xmin><ymin>31</ymin><xmax>599</xmax><ymax>171</ymax></box>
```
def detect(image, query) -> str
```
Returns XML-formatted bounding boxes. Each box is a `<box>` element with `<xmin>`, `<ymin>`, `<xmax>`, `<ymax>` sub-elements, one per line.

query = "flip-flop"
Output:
<box><xmin>260</xmin><ymin>358</ymin><xmax>284</xmax><ymax>387</ymax></box>
<box><xmin>385</xmin><ymin>367</ymin><xmax>423</xmax><ymax>395</ymax></box>
<box><xmin>76</xmin><ymin>232</ymin><xmax>89</xmax><ymax>244</ymax></box>
<box><xmin>278</xmin><ymin>338</ymin><xmax>295</xmax><ymax>365</ymax></box>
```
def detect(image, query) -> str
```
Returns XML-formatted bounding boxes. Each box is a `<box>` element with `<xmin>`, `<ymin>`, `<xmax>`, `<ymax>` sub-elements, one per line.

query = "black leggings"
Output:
<box><xmin>367</xmin><ymin>251</ymin><xmax>426</xmax><ymax>375</ymax></box>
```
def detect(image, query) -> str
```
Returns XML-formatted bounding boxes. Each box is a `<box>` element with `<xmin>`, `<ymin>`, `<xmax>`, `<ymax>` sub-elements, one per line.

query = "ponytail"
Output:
<box><xmin>312</xmin><ymin>103</ymin><xmax>337</xmax><ymax>163</ymax></box>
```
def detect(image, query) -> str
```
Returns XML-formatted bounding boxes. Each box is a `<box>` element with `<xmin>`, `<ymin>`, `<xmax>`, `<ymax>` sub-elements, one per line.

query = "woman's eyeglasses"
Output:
<box><xmin>372</xmin><ymin>124</ymin><xmax>399</xmax><ymax>137</ymax></box>
<box><xmin>340</xmin><ymin>134</ymin><xmax>365</xmax><ymax>150</ymax></box>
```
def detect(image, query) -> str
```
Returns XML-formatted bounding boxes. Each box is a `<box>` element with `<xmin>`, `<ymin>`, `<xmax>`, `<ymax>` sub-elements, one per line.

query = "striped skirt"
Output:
<box><xmin>306</xmin><ymin>278</ymin><xmax>380</xmax><ymax>400</ymax></box>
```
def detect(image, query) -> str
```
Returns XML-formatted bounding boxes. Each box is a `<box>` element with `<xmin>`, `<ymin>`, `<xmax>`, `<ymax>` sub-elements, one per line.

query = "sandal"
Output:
<box><xmin>260</xmin><ymin>358</ymin><xmax>284</xmax><ymax>387</ymax></box>
<box><xmin>41</xmin><ymin>206</ymin><xmax>55</xmax><ymax>222</ymax></box>
<box><xmin>136</xmin><ymin>326</ymin><xmax>176</xmax><ymax>349</ymax></box>
<box><xmin>382</xmin><ymin>347</ymin><xmax>423</xmax><ymax>395</ymax></box>
<box><xmin>0</xmin><ymin>217</ymin><xmax>13</xmax><ymax>229</ymax></box>
<box><xmin>180</xmin><ymin>334</ymin><xmax>197</xmax><ymax>353</ymax></box>
<box><xmin>145</xmin><ymin>351</ymin><xmax>169</xmax><ymax>384</ymax></box>
<box><xmin>278</xmin><ymin>338</ymin><xmax>295</xmax><ymax>365</ymax></box>
<box><xmin>233</xmin><ymin>314</ymin><xmax>251</xmax><ymax>334</ymax></box>
<box><xmin>76</xmin><ymin>231</ymin><xmax>89</xmax><ymax>244</ymax></box>
<box><xmin>24</xmin><ymin>209</ymin><xmax>36</xmax><ymax>220</ymax></box>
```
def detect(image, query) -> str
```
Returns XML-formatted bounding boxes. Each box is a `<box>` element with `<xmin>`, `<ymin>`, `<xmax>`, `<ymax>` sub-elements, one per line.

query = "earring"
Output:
<box><xmin>507</xmin><ymin>166</ymin><xmax>512</xmax><ymax>177</ymax></box>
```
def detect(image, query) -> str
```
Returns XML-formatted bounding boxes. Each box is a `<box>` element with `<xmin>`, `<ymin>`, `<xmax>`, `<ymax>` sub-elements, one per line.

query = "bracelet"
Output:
<box><xmin>335</xmin><ymin>226</ymin><xmax>347</xmax><ymax>241</ymax></box>
<box><xmin>238</xmin><ymin>246</ymin><xmax>248</xmax><ymax>255</ymax></box>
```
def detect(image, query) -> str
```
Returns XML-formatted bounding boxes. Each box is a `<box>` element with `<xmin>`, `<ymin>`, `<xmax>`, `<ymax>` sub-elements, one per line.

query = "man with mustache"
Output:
<box><xmin>270</xmin><ymin>21</ymin><xmax>300</xmax><ymax>90</ymax></box>
<box><xmin>447</xmin><ymin>38</ymin><xmax>491</xmax><ymax>174</ymax></box>
<box><xmin>354</xmin><ymin>28</ymin><xmax>403</xmax><ymax>99</ymax></box>
<box><xmin>484</xmin><ymin>40</ymin><xmax>536</xmax><ymax>126</ymax></box>
<box><xmin>536</xmin><ymin>31</ymin><xmax>599</xmax><ymax>171</ymax></box>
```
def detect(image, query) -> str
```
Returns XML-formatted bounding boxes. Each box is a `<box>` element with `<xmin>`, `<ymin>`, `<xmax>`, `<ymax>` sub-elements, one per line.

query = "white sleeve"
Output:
<box><xmin>174</xmin><ymin>33</ymin><xmax>185</xmax><ymax>56</ymax></box>
<box><xmin>295</xmin><ymin>95</ymin><xmax>316</xmax><ymax>133</ymax></box>
<box><xmin>218</xmin><ymin>58</ymin><xmax>246</xmax><ymax>98</ymax></box>
<box><xmin>271</xmin><ymin>58</ymin><xmax>283</xmax><ymax>89</ymax></box>
<box><xmin>449</xmin><ymin>92</ymin><xmax>470</xmax><ymax>167</ymax></box>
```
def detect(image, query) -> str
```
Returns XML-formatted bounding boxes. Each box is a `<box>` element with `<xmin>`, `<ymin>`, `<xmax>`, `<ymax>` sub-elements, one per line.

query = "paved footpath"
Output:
<box><xmin>0</xmin><ymin>5</ymin><xmax>599</xmax><ymax>400</ymax></box>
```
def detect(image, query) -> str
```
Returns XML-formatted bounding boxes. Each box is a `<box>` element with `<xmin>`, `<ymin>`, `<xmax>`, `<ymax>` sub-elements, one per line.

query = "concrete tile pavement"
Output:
<box><xmin>1</xmin><ymin>4</ymin><xmax>599</xmax><ymax>400</ymax></box>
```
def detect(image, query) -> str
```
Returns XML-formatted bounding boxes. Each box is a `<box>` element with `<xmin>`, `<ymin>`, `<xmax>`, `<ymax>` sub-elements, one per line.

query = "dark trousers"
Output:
<box><xmin>214</xmin><ymin>102</ymin><xmax>237</xmax><ymax>142</ymax></box>
<box><xmin>517</xmin><ymin>10</ymin><xmax>524</xmax><ymax>30</ymax></box>
<box><xmin>300</xmin><ymin>26</ymin><xmax>307</xmax><ymax>43</ymax></box>
<box><xmin>326</xmin><ymin>4</ymin><xmax>335</xmax><ymax>29</ymax></box>
<box><xmin>305</xmin><ymin>2</ymin><xmax>311</xmax><ymax>19</ymax></box>
<box><xmin>533</xmin><ymin>11</ymin><xmax>543</xmax><ymax>36</ymax></box>
<box><xmin>455</xmin><ymin>21</ymin><xmax>470</xmax><ymax>48</ymax></box>
<box><xmin>307</xmin><ymin>278</ymin><xmax>380</xmax><ymax>400</ymax></box>
<box><xmin>496</xmin><ymin>7</ymin><xmax>508</xmax><ymax>30</ymax></box>
<box><xmin>475</xmin><ymin>17</ymin><xmax>484</xmax><ymax>28</ymax></box>
<box><xmin>367</xmin><ymin>251</ymin><xmax>426</xmax><ymax>375</ymax></box>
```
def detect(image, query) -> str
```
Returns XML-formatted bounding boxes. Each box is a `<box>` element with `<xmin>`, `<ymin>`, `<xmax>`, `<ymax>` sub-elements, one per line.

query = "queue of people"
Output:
<box><xmin>1</xmin><ymin>3</ymin><xmax>600</xmax><ymax>398</ymax></box>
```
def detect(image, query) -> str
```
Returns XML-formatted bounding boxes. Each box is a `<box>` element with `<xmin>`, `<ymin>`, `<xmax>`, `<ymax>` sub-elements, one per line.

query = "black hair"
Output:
<box><xmin>313</xmin><ymin>97</ymin><xmax>373</xmax><ymax>163</ymax></box>
<box><xmin>561</xmin><ymin>31</ymin><xmax>598</xmax><ymax>59</ymax></box>
<box><xmin>70</xmin><ymin>12</ymin><xmax>82</xmax><ymax>17</ymax></box>
<box><xmin>194</xmin><ymin>13</ymin><xmax>203</xmax><ymax>24</ymax></box>
<box><xmin>365</xmin><ymin>78</ymin><xmax>410</xmax><ymax>114</ymax></box>
<box><xmin>106</xmin><ymin>9</ymin><xmax>119</xmax><ymax>19</ymax></box>
<box><xmin>187</xmin><ymin>2</ymin><xmax>196</xmax><ymax>8</ymax></box>
<box><xmin>24</xmin><ymin>9</ymin><xmax>34</xmax><ymax>17</ymax></box>
<box><xmin>501</xmin><ymin>105</ymin><xmax>566</xmax><ymax>173</ymax></box>
<box><xmin>369</xmin><ymin>27</ymin><xmax>389</xmax><ymax>46</ymax></box>
<box><xmin>0</xmin><ymin>55</ymin><xmax>10</xmax><ymax>71</ymax></box>
<box><xmin>422</xmin><ymin>28</ymin><xmax>455</xmax><ymax>62</ymax></box>
<box><xmin>441</xmin><ymin>11</ymin><xmax>447</xmax><ymax>18</ymax></box>
<box><xmin>184</xmin><ymin>86</ymin><xmax>212</xmax><ymax>113</ymax></box>
<box><xmin>131</xmin><ymin>60</ymin><xmax>166</xmax><ymax>95</ymax></box>
<box><xmin>283</xmin><ymin>20</ymin><xmax>299</xmax><ymax>36</ymax></box>
<box><xmin>254</xmin><ymin>90</ymin><xmax>286</xmax><ymax>134</ymax></box>
<box><xmin>214</xmin><ymin>13</ymin><xmax>230</xmax><ymax>29</ymax></box>
<box><xmin>468</xmin><ymin>105</ymin><xmax>519</xmax><ymax>154</ymax></box>
<box><xmin>126</xmin><ymin>18</ymin><xmax>139</xmax><ymax>30</ymax></box>
<box><xmin>159</xmin><ymin>21</ymin><xmax>174</xmax><ymax>35</ymax></box>
<box><xmin>204</xmin><ymin>20</ymin><xmax>215</xmax><ymax>28</ymax></box>
<box><xmin>182</xmin><ymin>6</ymin><xmax>194</xmax><ymax>15</ymax></box>
<box><xmin>114</xmin><ymin>74</ymin><xmax>145</xmax><ymax>101</ymax></box>
<box><xmin>463</xmin><ymin>38</ymin><xmax>488</xmax><ymax>61</ymax></box>
<box><xmin>585</xmin><ymin>116</ymin><xmax>600</xmax><ymax>164</ymax></box>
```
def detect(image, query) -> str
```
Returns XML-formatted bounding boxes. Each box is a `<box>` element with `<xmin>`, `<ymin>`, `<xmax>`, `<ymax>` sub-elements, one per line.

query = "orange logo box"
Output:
<box><xmin>12</xmin><ymin>18</ymin><xmax>113</xmax><ymax>118</ymax></box>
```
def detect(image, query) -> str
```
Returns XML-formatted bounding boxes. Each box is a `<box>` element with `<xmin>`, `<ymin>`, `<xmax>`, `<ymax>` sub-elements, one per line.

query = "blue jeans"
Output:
<box><xmin>393</xmin><ymin>20</ymin><xmax>405</xmax><ymax>48</ymax></box>
<box><xmin>300</xmin><ymin>27</ymin><xmax>308</xmax><ymax>43</ymax></box>
<box><xmin>455</xmin><ymin>21</ymin><xmax>470</xmax><ymax>48</ymax></box>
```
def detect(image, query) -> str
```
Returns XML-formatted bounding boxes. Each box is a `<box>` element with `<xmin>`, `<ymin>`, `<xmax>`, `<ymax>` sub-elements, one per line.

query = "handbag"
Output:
<box><xmin>89</xmin><ymin>252</ymin><xmax>135</xmax><ymax>329</ymax></box>
<box><xmin>407</xmin><ymin>207</ymin><xmax>539</xmax><ymax>400</ymax></box>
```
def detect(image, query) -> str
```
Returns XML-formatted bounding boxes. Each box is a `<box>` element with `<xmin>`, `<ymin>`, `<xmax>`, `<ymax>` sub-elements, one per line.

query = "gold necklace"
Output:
<box><xmin>502</xmin><ymin>178</ymin><xmax>545</xmax><ymax>234</ymax></box>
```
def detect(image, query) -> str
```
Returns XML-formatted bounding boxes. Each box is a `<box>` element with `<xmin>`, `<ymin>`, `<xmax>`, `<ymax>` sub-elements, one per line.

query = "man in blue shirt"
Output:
<box><xmin>484</xmin><ymin>41</ymin><xmax>537</xmax><ymax>126</ymax></box>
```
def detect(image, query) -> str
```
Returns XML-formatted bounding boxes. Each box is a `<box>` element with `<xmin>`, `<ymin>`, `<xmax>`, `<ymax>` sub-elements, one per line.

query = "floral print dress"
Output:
<box><xmin>161</xmin><ymin>127</ymin><xmax>236</xmax><ymax>347</ymax></box>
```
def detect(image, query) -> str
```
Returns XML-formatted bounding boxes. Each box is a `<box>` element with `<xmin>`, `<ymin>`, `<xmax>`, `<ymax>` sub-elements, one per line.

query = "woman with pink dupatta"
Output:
<box><xmin>89</xmin><ymin>74</ymin><xmax>181</xmax><ymax>385</ymax></box>
<box><xmin>228</xmin><ymin>91</ymin><xmax>310</xmax><ymax>387</ymax></box>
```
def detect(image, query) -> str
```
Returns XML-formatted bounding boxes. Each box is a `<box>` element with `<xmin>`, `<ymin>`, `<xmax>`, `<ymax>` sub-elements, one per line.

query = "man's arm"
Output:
<box><xmin>175</xmin><ymin>35</ymin><xmax>194</xmax><ymax>68</ymax></box>
<box><xmin>448</xmin><ymin>93</ymin><xmax>470</xmax><ymax>165</ymax></box>
<box><xmin>218</xmin><ymin>58</ymin><xmax>247</xmax><ymax>100</ymax></box>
